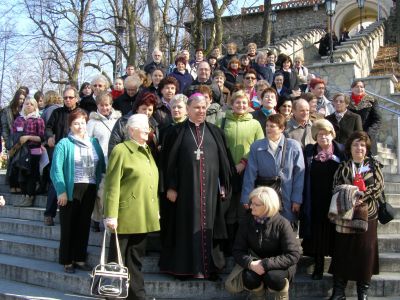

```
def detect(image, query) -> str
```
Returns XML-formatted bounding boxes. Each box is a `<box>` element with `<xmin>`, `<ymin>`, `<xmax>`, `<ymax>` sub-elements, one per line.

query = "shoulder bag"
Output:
<box><xmin>254</xmin><ymin>138</ymin><xmax>287</xmax><ymax>208</ymax></box>
<box><xmin>90</xmin><ymin>230</ymin><xmax>130</xmax><ymax>298</ymax></box>
<box><xmin>378</xmin><ymin>191</ymin><xmax>396</xmax><ymax>225</ymax></box>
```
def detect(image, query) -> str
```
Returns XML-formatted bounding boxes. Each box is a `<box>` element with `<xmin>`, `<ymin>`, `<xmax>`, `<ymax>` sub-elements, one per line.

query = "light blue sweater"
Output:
<box><xmin>50</xmin><ymin>136</ymin><xmax>105</xmax><ymax>201</ymax></box>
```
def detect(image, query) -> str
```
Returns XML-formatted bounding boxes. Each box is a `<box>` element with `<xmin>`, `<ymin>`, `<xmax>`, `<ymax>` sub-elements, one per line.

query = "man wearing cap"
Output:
<box><xmin>159</xmin><ymin>93</ymin><xmax>233</xmax><ymax>280</ymax></box>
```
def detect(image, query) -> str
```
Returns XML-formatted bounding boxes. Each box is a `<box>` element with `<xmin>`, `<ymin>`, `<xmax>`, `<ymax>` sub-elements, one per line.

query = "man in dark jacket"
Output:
<box><xmin>144</xmin><ymin>49</ymin><xmax>166</xmax><ymax>75</ymax></box>
<box><xmin>44</xmin><ymin>87</ymin><xmax>79</xmax><ymax>226</ymax></box>
<box><xmin>184</xmin><ymin>61</ymin><xmax>222</xmax><ymax>104</ymax></box>
<box><xmin>113</xmin><ymin>75</ymin><xmax>141</xmax><ymax>115</ymax></box>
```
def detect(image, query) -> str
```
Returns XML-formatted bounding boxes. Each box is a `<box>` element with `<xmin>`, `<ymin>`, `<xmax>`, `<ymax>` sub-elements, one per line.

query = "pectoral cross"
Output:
<box><xmin>194</xmin><ymin>148</ymin><xmax>203</xmax><ymax>160</ymax></box>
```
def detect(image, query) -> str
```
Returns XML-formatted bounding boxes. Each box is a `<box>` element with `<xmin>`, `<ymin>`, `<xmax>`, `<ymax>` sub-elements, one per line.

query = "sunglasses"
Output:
<box><xmin>63</xmin><ymin>96</ymin><xmax>75</xmax><ymax>100</ymax></box>
<box><xmin>245</xmin><ymin>77</ymin><xmax>256</xmax><ymax>80</ymax></box>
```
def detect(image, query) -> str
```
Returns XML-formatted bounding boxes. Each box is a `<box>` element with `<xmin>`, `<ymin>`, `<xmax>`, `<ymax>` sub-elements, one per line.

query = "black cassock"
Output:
<box><xmin>159</xmin><ymin>120</ymin><xmax>233</xmax><ymax>278</ymax></box>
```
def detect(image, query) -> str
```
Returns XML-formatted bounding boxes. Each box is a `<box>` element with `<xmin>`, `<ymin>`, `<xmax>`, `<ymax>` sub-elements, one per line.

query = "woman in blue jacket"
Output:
<box><xmin>50</xmin><ymin>108</ymin><xmax>105</xmax><ymax>273</ymax></box>
<box><xmin>241</xmin><ymin>114</ymin><xmax>305</xmax><ymax>228</ymax></box>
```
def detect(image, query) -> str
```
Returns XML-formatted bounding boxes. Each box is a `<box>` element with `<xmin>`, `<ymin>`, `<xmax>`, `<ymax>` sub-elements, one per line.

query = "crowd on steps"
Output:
<box><xmin>0</xmin><ymin>40</ymin><xmax>388</xmax><ymax>300</ymax></box>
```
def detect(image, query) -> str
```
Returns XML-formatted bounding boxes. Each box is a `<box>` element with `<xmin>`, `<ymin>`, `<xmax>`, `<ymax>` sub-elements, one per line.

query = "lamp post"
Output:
<box><xmin>115</xmin><ymin>24</ymin><xmax>125</xmax><ymax>79</ymax></box>
<box><xmin>165</xmin><ymin>22</ymin><xmax>173</xmax><ymax>65</ymax></box>
<box><xmin>325</xmin><ymin>0</ymin><xmax>337</xmax><ymax>63</ymax></box>
<box><xmin>269</xmin><ymin>11</ymin><xmax>277</xmax><ymax>45</ymax></box>
<box><xmin>357</xmin><ymin>0</ymin><xmax>365</xmax><ymax>32</ymax></box>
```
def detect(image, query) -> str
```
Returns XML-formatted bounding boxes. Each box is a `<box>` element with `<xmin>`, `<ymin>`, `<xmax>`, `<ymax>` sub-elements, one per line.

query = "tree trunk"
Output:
<box><xmin>192</xmin><ymin>0</ymin><xmax>203</xmax><ymax>50</ymax></box>
<box><xmin>260</xmin><ymin>0</ymin><xmax>272</xmax><ymax>47</ymax></box>
<box><xmin>147</xmin><ymin>0</ymin><xmax>162</xmax><ymax>62</ymax></box>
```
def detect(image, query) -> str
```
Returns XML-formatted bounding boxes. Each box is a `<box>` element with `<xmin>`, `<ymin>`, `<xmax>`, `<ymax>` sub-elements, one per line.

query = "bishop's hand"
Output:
<box><xmin>167</xmin><ymin>189</ymin><xmax>177</xmax><ymax>203</ymax></box>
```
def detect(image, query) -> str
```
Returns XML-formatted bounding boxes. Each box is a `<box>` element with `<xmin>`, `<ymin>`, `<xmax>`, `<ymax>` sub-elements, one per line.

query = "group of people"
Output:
<box><xmin>0</xmin><ymin>42</ymin><xmax>385</xmax><ymax>300</ymax></box>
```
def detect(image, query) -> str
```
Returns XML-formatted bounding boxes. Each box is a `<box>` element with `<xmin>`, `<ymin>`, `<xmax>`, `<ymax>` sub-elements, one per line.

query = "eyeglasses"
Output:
<box><xmin>245</xmin><ymin>77</ymin><xmax>256</xmax><ymax>80</ymax></box>
<box><xmin>93</xmin><ymin>84</ymin><xmax>104</xmax><ymax>88</ymax></box>
<box><xmin>249</xmin><ymin>201</ymin><xmax>264</xmax><ymax>207</ymax></box>
<box><xmin>63</xmin><ymin>96</ymin><xmax>75</xmax><ymax>100</ymax></box>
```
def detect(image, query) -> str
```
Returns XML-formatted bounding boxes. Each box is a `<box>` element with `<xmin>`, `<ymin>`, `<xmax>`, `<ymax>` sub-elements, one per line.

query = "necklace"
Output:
<box><xmin>188</xmin><ymin>123</ymin><xmax>205</xmax><ymax>160</ymax></box>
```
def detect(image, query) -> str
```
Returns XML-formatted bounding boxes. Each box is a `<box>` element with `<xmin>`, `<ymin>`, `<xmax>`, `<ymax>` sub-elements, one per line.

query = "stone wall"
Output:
<box><xmin>202</xmin><ymin>6</ymin><xmax>326</xmax><ymax>51</ymax></box>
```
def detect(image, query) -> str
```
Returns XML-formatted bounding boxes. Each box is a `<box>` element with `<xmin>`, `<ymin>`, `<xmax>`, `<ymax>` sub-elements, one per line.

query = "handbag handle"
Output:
<box><xmin>100</xmin><ymin>229</ymin><xmax>124</xmax><ymax>267</ymax></box>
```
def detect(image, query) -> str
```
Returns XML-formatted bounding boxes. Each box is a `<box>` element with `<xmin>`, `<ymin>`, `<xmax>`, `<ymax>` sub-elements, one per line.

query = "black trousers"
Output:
<box><xmin>242</xmin><ymin>268</ymin><xmax>289</xmax><ymax>291</ymax></box>
<box><xmin>20</xmin><ymin>154</ymin><xmax>40</xmax><ymax>196</ymax></box>
<box><xmin>108</xmin><ymin>233</ymin><xmax>147</xmax><ymax>300</ymax></box>
<box><xmin>58</xmin><ymin>183</ymin><xmax>96</xmax><ymax>265</ymax></box>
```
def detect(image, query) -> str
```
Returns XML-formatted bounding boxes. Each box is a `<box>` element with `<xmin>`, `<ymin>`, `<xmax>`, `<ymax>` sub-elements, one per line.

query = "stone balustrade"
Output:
<box><xmin>308</xmin><ymin>21</ymin><xmax>385</xmax><ymax>92</ymax></box>
<box><xmin>259</xmin><ymin>29</ymin><xmax>325</xmax><ymax>64</ymax></box>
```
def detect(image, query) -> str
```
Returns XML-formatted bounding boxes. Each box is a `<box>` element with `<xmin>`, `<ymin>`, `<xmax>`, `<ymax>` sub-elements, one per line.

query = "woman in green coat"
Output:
<box><xmin>103</xmin><ymin>113</ymin><xmax>160</xmax><ymax>300</ymax></box>
<box><xmin>217</xmin><ymin>89</ymin><xmax>264</xmax><ymax>253</ymax></box>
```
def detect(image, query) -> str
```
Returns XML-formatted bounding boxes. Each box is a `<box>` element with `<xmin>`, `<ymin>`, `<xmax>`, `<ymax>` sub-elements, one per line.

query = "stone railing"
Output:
<box><xmin>308</xmin><ymin>21</ymin><xmax>385</xmax><ymax>91</ymax></box>
<box><xmin>259</xmin><ymin>28</ymin><xmax>325</xmax><ymax>64</ymax></box>
<box><xmin>241</xmin><ymin>0</ymin><xmax>323</xmax><ymax>15</ymax></box>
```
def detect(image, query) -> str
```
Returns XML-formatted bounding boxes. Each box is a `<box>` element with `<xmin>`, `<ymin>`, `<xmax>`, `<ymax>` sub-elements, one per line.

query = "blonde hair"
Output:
<box><xmin>249</xmin><ymin>186</ymin><xmax>280</xmax><ymax>217</ymax></box>
<box><xmin>22</xmin><ymin>98</ymin><xmax>39</xmax><ymax>116</ymax></box>
<box><xmin>231</xmin><ymin>89</ymin><xmax>249</xmax><ymax>103</ymax></box>
<box><xmin>311</xmin><ymin>119</ymin><xmax>336</xmax><ymax>140</ymax></box>
<box><xmin>44</xmin><ymin>90</ymin><xmax>63</xmax><ymax>106</ymax></box>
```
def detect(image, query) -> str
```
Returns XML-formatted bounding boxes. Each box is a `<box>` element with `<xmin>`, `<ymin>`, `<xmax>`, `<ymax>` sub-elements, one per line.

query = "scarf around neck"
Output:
<box><xmin>69</xmin><ymin>133</ymin><xmax>95</xmax><ymax>177</ymax></box>
<box><xmin>351</xmin><ymin>93</ymin><xmax>364</xmax><ymax>106</ymax></box>
<box><xmin>314</xmin><ymin>144</ymin><xmax>334</xmax><ymax>162</ymax></box>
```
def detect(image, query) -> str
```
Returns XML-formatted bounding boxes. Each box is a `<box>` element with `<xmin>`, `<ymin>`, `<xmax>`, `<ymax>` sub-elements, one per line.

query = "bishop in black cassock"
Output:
<box><xmin>159</xmin><ymin>93</ymin><xmax>233</xmax><ymax>279</ymax></box>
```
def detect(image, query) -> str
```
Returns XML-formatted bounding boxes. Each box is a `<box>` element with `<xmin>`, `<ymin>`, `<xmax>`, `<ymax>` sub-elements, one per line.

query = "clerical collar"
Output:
<box><xmin>188</xmin><ymin>118</ymin><xmax>204</xmax><ymax>127</ymax></box>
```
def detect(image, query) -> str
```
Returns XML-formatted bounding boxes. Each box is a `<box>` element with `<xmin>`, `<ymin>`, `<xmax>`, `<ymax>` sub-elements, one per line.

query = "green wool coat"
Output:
<box><xmin>217</xmin><ymin>111</ymin><xmax>264</xmax><ymax>164</ymax></box>
<box><xmin>103</xmin><ymin>140</ymin><xmax>160</xmax><ymax>234</ymax></box>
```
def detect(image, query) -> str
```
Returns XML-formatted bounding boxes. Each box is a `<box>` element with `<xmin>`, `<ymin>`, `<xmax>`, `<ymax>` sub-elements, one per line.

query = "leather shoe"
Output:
<box><xmin>64</xmin><ymin>265</ymin><xmax>75</xmax><ymax>273</ymax></box>
<box><xmin>74</xmin><ymin>262</ymin><xmax>92</xmax><ymax>271</ymax></box>
<box><xmin>44</xmin><ymin>216</ymin><xmax>54</xmax><ymax>226</ymax></box>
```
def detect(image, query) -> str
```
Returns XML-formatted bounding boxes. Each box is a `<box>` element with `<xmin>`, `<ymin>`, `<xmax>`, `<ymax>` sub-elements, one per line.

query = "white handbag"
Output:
<box><xmin>90</xmin><ymin>230</ymin><xmax>130</xmax><ymax>298</ymax></box>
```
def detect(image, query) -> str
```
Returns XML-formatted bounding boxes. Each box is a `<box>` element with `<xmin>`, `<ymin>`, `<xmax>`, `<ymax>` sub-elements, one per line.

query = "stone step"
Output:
<box><xmin>1</xmin><ymin>193</ymin><xmax>48</xmax><ymax>208</ymax></box>
<box><xmin>385</xmin><ymin>183</ymin><xmax>400</xmax><ymax>193</ymax></box>
<box><xmin>0</xmin><ymin>205</ymin><xmax>60</xmax><ymax>224</ymax></box>
<box><xmin>0</xmin><ymin>217</ymin><xmax>161</xmax><ymax>251</ymax></box>
<box><xmin>0</xmin><ymin>252</ymin><xmax>399</xmax><ymax>298</ymax></box>
<box><xmin>378</xmin><ymin>219</ymin><xmax>400</xmax><ymax>234</ymax></box>
<box><xmin>1</xmin><ymin>232</ymin><xmax>400</xmax><ymax>275</ymax></box>
<box><xmin>0</xmin><ymin>278</ymin><xmax>101</xmax><ymax>300</ymax></box>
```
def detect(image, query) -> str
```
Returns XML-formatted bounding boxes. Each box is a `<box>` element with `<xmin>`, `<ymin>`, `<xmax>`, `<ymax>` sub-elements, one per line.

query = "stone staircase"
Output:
<box><xmin>0</xmin><ymin>142</ymin><xmax>400</xmax><ymax>299</ymax></box>
<box><xmin>369</xmin><ymin>45</ymin><xmax>400</xmax><ymax>92</ymax></box>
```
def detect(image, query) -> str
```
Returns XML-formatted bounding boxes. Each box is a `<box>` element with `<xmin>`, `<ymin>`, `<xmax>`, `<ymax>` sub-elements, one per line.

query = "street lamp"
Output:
<box><xmin>357</xmin><ymin>0</ymin><xmax>365</xmax><ymax>33</ymax></box>
<box><xmin>269</xmin><ymin>11</ymin><xmax>277</xmax><ymax>45</ymax></box>
<box><xmin>325</xmin><ymin>0</ymin><xmax>337</xmax><ymax>63</ymax></box>
<box><xmin>165</xmin><ymin>22</ymin><xmax>173</xmax><ymax>65</ymax></box>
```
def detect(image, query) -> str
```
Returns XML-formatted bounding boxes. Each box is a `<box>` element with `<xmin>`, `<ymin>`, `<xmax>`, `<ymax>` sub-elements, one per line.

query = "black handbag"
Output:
<box><xmin>378</xmin><ymin>191</ymin><xmax>396</xmax><ymax>224</ymax></box>
<box><xmin>90</xmin><ymin>230</ymin><xmax>130</xmax><ymax>298</ymax></box>
<box><xmin>12</xmin><ymin>144</ymin><xmax>31</xmax><ymax>172</ymax></box>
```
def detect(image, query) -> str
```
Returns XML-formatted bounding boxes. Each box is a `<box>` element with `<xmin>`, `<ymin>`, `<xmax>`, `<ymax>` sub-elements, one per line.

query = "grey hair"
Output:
<box><xmin>187</xmin><ymin>93</ymin><xmax>206</xmax><ymax>106</ymax></box>
<box><xmin>124</xmin><ymin>74</ymin><xmax>142</xmax><ymax>88</ymax></box>
<box><xmin>170</xmin><ymin>94</ymin><xmax>188</xmax><ymax>106</ymax></box>
<box><xmin>91</xmin><ymin>75</ymin><xmax>110</xmax><ymax>89</ymax></box>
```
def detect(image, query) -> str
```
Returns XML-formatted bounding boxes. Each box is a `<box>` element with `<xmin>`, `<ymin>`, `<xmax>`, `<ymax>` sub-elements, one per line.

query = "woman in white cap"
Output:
<box><xmin>103</xmin><ymin>113</ymin><xmax>160</xmax><ymax>300</ymax></box>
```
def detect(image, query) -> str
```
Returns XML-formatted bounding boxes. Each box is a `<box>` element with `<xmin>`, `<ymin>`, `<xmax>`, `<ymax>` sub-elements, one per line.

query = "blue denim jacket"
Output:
<box><xmin>241</xmin><ymin>135</ymin><xmax>305</xmax><ymax>222</ymax></box>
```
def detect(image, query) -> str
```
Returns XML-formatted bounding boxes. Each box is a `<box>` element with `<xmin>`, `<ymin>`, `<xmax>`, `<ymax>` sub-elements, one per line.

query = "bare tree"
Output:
<box><xmin>23</xmin><ymin>0</ymin><xmax>93</xmax><ymax>87</ymax></box>
<box><xmin>147</xmin><ymin>0</ymin><xmax>162</xmax><ymax>62</ymax></box>
<box><xmin>208</xmin><ymin>0</ymin><xmax>233</xmax><ymax>53</ymax></box>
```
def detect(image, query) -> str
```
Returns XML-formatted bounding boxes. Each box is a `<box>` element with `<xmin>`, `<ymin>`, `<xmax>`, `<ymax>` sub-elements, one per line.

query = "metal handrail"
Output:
<box><xmin>327</xmin><ymin>84</ymin><xmax>400</xmax><ymax>173</ymax></box>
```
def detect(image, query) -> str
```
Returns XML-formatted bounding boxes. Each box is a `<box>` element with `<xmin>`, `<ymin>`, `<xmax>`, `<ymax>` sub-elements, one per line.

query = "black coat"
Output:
<box><xmin>112</xmin><ymin>92</ymin><xmax>138</xmax><ymax>116</ymax></box>
<box><xmin>45</xmin><ymin>106</ymin><xmax>79</xmax><ymax>144</ymax></box>
<box><xmin>184</xmin><ymin>79</ymin><xmax>223</xmax><ymax>104</ymax></box>
<box><xmin>348</xmin><ymin>94</ymin><xmax>382</xmax><ymax>155</ymax></box>
<box><xmin>79</xmin><ymin>95</ymin><xmax>97</xmax><ymax>113</ymax></box>
<box><xmin>233</xmin><ymin>213</ymin><xmax>300</xmax><ymax>280</ymax></box>
<box><xmin>326</xmin><ymin>110</ymin><xmax>363</xmax><ymax>145</ymax></box>
<box><xmin>253</xmin><ymin>64</ymin><xmax>274</xmax><ymax>85</ymax></box>
<box><xmin>251</xmin><ymin>110</ymin><xmax>268</xmax><ymax>136</ymax></box>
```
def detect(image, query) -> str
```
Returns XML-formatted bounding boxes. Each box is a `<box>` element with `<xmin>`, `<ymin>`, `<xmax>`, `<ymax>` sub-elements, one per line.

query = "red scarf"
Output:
<box><xmin>229</xmin><ymin>67</ymin><xmax>239</xmax><ymax>77</ymax></box>
<box><xmin>351</xmin><ymin>93</ymin><xmax>364</xmax><ymax>106</ymax></box>
<box><xmin>111</xmin><ymin>89</ymin><xmax>124</xmax><ymax>100</ymax></box>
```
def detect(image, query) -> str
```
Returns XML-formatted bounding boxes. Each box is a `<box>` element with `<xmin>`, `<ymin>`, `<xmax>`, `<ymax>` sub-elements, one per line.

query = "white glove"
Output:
<box><xmin>0</xmin><ymin>196</ymin><xmax>5</xmax><ymax>207</ymax></box>
<box><xmin>103</xmin><ymin>218</ymin><xmax>118</xmax><ymax>231</ymax></box>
